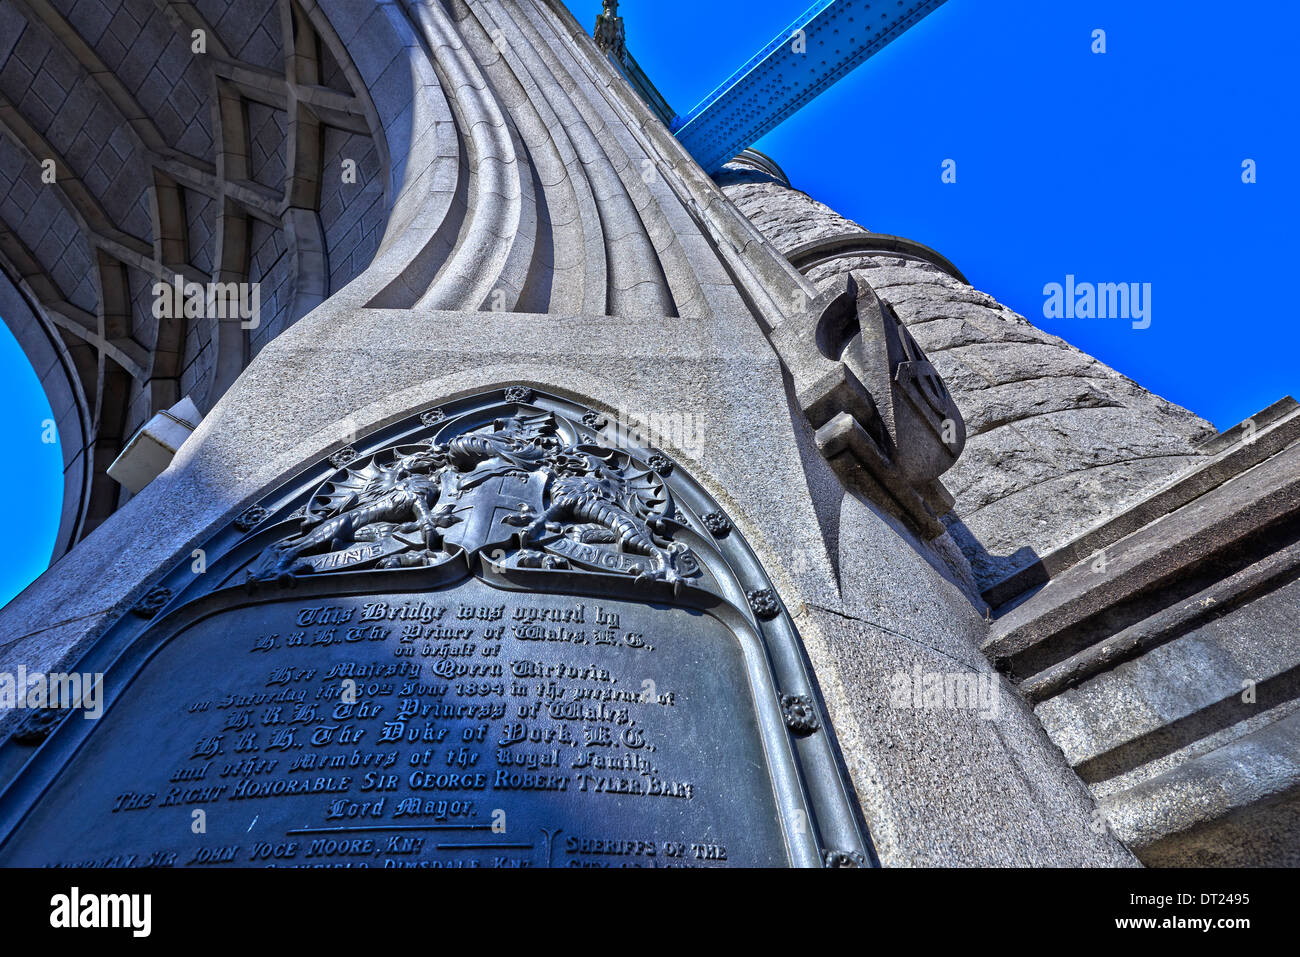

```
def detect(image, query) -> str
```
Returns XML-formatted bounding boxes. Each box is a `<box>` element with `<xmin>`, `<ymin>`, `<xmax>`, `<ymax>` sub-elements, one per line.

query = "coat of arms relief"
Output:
<box><xmin>248</xmin><ymin>405</ymin><xmax>699</xmax><ymax>591</ymax></box>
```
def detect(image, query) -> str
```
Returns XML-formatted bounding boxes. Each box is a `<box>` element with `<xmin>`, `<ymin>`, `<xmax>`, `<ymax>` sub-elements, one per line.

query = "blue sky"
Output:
<box><xmin>1</xmin><ymin>0</ymin><xmax>1295</xmax><ymax>605</ymax></box>
<box><xmin>0</xmin><ymin>320</ymin><xmax>62</xmax><ymax>606</ymax></box>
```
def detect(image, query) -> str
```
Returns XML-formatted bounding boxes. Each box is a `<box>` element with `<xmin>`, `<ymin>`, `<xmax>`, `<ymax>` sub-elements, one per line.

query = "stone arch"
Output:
<box><xmin>0</xmin><ymin>270</ymin><xmax>92</xmax><ymax>558</ymax></box>
<box><xmin>0</xmin><ymin>0</ymin><xmax>396</xmax><ymax>549</ymax></box>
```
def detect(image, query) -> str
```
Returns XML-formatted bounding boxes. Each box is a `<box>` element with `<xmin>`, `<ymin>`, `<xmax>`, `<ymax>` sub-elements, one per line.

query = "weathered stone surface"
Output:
<box><xmin>986</xmin><ymin>441</ymin><xmax>1300</xmax><ymax>670</ymax></box>
<box><xmin>972</xmin><ymin>420</ymin><xmax>1300</xmax><ymax>864</ymax></box>
<box><xmin>719</xmin><ymin>168</ymin><xmax>1217</xmax><ymax>596</ymax></box>
<box><xmin>0</xmin><ymin>0</ymin><xmax>1168</xmax><ymax>868</ymax></box>
<box><xmin>1101</xmin><ymin>709</ymin><xmax>1300</xmax><ymax>866</ymax></box>
<box><xmin>717</xmin><ymin>152</ymin><xmax>1300</xmax><ymax>871</ymax></box>
<box><xmin>715</xmin><ymin>173</ymin><xmax>865</xmax><ymax>253</ymax></box>
<box><xmin>780</xmin><ymin>489</ymin><xmax>1135</xmax><ymax>866</ymax></box>
<box><xmin>986</xmin><ymin>399</ymin><xmax>1300</xmax><ymax>608</ymax></box>
<box><xmin>1037</xmin><ymin>573</ymin><xmax>1300</xmax><ymax>783</ymax></box>
<box><xmin>0</xmin><ymin>0</ymin><xmax>390</xmax><ymax>549</ymax></box>
<box><xmin>799</xmin><ymin>606</ymin><xmax>1136</xmax><ymax>867</ymax></box>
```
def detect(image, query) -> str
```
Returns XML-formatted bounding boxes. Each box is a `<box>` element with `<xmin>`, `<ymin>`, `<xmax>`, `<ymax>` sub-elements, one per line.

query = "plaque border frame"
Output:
<box><xmin>0</xmin><ymin>388</ymin><xmax>874</xmax><ymax>868</ymax></box>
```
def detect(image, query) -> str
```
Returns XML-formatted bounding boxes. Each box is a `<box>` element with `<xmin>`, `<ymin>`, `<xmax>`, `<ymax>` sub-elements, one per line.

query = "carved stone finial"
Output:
<box><xmin>775</xmin><ymin>271</ymin><xmax>966</xmax><ymax>540</ymax></box>
<box><xmin>594</xmin><ymin>1</ymin><xmax>626</xmax><ymax>62</ymax></box>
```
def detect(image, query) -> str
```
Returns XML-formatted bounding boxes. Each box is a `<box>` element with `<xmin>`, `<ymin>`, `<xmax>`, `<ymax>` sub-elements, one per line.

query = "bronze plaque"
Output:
<box><xmin>2</xmin><ymin>583</ymin><xmax>788</xmax><ymax>868</ymax></box>
<box><xmin>0</xmin><ymin>390</ymin><xmax>870</xmax><ymax>867</ymax></box>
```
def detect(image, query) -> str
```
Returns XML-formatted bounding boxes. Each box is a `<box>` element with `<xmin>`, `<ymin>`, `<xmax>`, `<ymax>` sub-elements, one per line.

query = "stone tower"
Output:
<box><xmin>0</xmin><ymin>0</ymin><xmax>1296</xmax><ymax>867</ymax></box>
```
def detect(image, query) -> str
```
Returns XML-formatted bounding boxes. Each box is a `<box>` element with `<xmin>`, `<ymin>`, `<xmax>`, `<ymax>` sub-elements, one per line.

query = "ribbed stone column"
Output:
<box><xmin>718</xmin><ymin>159</ymin><xmax>1216</xmax><ymax>599</ymax></box>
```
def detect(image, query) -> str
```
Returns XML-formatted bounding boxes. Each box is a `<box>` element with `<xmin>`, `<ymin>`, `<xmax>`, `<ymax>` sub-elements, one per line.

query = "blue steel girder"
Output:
<box><xmin>671</xmin><ymin>0</ymin><xmax>948</xmax><ymax>174</ymax></box>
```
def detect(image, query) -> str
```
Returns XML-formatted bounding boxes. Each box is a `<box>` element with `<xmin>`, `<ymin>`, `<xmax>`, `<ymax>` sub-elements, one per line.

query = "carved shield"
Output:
<box><xmin>439</xmin><ymin>468</ymin><xmax>548</xmax><ymax>560</ymax></box>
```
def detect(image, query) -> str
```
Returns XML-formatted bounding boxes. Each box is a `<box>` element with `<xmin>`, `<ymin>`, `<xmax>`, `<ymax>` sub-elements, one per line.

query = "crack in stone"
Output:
<box><xmin>956</xmin><ymin>452</ymin><xmax>1200</xmax><ymax>521</ymax></box>
<box><xmin>804</xmin><ymin>601</ymin><xmax>983</xmax><ymax>674</ymax></box>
